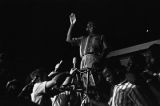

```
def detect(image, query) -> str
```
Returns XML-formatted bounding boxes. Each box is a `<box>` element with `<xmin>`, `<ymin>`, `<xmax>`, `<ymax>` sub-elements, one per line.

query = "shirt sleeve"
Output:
<box><xmin>31</xmin><ymin>81</ymin><xmax>47</xmax><ymax>104</ymax></box>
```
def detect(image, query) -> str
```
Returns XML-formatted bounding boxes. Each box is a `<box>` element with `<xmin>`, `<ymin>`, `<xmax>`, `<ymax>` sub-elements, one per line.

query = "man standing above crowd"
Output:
<box><xmin>66</xmin><ymin>13</ymin><xmax>108</xmax><ymax>71</ymax></box>
<box><xmin>66</xmin><ymin>13</ymin><xmax>109</xmax><ymax>106</ymax></box>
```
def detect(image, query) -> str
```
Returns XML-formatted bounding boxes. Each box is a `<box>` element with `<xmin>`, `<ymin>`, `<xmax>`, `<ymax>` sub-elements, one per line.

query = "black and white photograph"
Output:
<box><xmin>1</xmin><ymin>0</ymin><xmax>160</xmax><ymax>106</ymax></box>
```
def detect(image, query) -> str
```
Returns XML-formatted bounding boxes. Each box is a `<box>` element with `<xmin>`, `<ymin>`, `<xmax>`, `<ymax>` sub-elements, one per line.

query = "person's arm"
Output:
<box><xmin>45</xmin><ymin>78</ymin><xmax>57</xmax><ymax>89</ymax></box>
<box><xmin>66</xmin><ymin>13</ymin><xmax>76</xmax><ymax>43</ymax></box>
<box><xmin>46</xmin><ymin>72</ymin><xmax>70</xmax><ymax>89</ymax></box>
<box><xmin>61</xmin><ymin>68</ymin><xmax>77</xmax><ymax>87</ymax></box>
<box><xmin>66</xmin><ymin>13</ymin><xmax>83</xmax><ymax>46</ymax></box>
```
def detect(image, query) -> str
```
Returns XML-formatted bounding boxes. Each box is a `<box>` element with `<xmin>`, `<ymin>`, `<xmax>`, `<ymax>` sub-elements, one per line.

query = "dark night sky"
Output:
<box><xmin>1</xmin><ymin>0</ymin><xmax>160</xmax><ymax>80</ymax></box>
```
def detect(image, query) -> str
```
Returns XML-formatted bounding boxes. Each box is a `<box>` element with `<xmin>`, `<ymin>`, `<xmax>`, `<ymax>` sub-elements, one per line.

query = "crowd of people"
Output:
<box><xmin>0</xmin><ymin>13</ymin><xmax>160</xmax><ymax>106</ymax></box>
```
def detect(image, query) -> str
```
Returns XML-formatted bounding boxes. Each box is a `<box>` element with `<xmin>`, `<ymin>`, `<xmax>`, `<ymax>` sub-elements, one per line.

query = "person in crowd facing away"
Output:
<box><xmin>6</xmin><ymin>79</ymin><xmax>22</xmax><ymax>97</ymax></box>
<box><xmin>5</xmin><ymin>79</ymin><xmax>22</xmax><ymax>106</ymax></box>
<box><xmin>30</xmin><ymin>67</ymin><xmax>71</xmax><ymax>106</ymax></box>
<box><xmin>109</xmin><ymin>53</ymin><xmax>159</xmax><ymax>106</ymax></box>
<box><xmin>19</xmin><ymin>60</ymin><xmax>64</xmax><ymax>101</ymax></box>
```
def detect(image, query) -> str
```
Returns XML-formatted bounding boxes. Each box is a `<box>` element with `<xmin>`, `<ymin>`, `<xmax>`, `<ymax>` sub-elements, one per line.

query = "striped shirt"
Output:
<box><xmin>109</xmin><ymin>81</ymin><xmax>158</xmax><ymax>106</ymax></box>
<box><xmin>52</xmin><ymin>91</ymin><xmax>69</xmax><ymax>106</ymax></box>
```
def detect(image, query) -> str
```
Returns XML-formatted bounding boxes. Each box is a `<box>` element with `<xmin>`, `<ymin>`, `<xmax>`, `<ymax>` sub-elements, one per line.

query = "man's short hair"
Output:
<box><xmin>30</xmin><ymin>67</ymin><xmax>47</xmax><ymax>81</ymax></box>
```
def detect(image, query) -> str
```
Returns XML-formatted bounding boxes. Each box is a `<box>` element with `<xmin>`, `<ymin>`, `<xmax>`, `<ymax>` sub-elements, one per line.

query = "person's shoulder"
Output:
<box><xmin>33</xmin><ymin>82</ymin><xmax>46</xmax><ymax>89</ymax></box>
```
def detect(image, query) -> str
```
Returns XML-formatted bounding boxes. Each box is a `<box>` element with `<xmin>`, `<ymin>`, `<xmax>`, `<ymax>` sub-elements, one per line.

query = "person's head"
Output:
<box><xmin>6</xmin><ymin>79</ymin><xmax>21</xmax><ymax>97</ymax></box>
<box><xmin>127</xmin><ymin>53</ymin><xmax>147</xmax><ymax>74</ymax></box>
<box><xmin>125</xmin><ymin>53</ymin><xmax>147</xmax><ymax>84</ymax></box>
<box><xmin>104</xmin><ymin>59</ymin><xmax>126</xmax><ymax>84</ymax></box>
<box><xmin>86</xmin><ymin>21</ymin><xmax>96</xmax><ymax>33</ymax></box>
<box><xmin>30</xmin><ymin>67</ymin><xmax>48</xmax><ymax>83</ymax></box>
<box><xmin>102</xmin><ymin>66</ymin><xmax>118</xmax><ymax>85</ymax></box>
<box><xmin>102</xmin><ymin>67</ymin><xmax>112</xmax><ymax>83</ymax></box>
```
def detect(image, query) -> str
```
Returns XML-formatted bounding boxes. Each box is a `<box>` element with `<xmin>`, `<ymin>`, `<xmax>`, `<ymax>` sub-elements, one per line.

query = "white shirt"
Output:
<box><xmin>31</xmin><ymin>81</ymin><xmax>52</xmax><ymax>106</ymax></box>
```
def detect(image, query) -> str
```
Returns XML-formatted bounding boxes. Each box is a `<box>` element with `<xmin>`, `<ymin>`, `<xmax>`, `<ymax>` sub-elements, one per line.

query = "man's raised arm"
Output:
<box><xmin>66</xmin><ymin>13</ymin><xmax>76</xmax><ymax>43</ymax></box>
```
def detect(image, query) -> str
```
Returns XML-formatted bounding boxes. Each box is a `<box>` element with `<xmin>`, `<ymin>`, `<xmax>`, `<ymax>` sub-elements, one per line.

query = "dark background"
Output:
<box><xmin>0</xmin><ymin>0</ymin><xmax>160</xmax><ymax>81</ymax></box>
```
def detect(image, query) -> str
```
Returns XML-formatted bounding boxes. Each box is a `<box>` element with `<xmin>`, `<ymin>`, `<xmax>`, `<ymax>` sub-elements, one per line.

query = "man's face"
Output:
<box><xmin>86</xmin><ymin>22</ymin><xmax>95</xmax><ymax>33</ymax></box>
<box><xmin>103</xmin><ymin>68</ymin><xmax>113</xmax><ymax>83</ymax></box>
